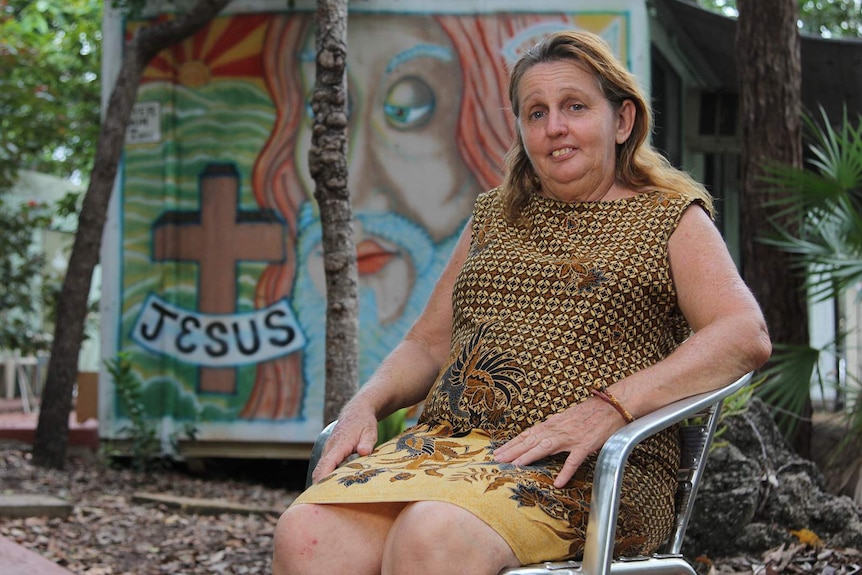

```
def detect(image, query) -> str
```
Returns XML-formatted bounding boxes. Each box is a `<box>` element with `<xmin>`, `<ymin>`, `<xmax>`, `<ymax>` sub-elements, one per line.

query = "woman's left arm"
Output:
<box><xmin>607</xmin><ymin>203</ymin><xmax>772</xmax><ymax>414</ymax></box>
<box><xmin>494</xmin><ymin>205</ymin><xmax>772</xmax><ymax>486</ymax></box>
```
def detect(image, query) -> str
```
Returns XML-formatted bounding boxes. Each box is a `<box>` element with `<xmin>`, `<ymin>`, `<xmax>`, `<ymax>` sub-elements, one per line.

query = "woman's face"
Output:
<box><xmin>295</xmin><ymin>16</ymin><xmax>478</xmax><ymax>324</ymax></box>
<box><xmin>517</xmin><ymin>60</ymin><xmax>633</xmax><ymax>202</ymax></box>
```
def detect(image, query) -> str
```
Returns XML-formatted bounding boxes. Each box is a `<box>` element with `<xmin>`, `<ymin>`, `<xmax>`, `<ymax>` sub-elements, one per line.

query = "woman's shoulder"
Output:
<box><xmin>473</xmin><ymin>186</ymin><xmax>505</xmax><ymax>217</ymax></box>
<box><xmin>477</xmin><ymin>186</ymin><xmax>503</xmax><ymax>204</ymax></box>
<box><xmin>638</xmin><ymin>187</ymin><xmax>710</xmax><ymax>214</ymax></box>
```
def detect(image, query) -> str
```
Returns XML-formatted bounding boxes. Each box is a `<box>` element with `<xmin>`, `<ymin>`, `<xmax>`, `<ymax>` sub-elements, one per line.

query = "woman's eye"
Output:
<box><xmin>528</xmin><ymin>110</ymin><xmax>544</xmax><ymax>120</ymax></box>
<box><xmin>569</xmin><ymin>103</ymin><xmax>584</xmax><ymax>112</ymax></box>
<box><xmin>383</xmin><ymin>76</ymin><xmax>435</xmax><ymax>129</ymax></box>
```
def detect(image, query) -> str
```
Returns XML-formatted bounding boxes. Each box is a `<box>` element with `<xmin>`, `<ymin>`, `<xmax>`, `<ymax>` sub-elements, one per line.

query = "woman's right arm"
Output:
<box><xmin>311</xmin><ymin>222</ymin><xmax>472</xmax><ymax>482</ymax></box>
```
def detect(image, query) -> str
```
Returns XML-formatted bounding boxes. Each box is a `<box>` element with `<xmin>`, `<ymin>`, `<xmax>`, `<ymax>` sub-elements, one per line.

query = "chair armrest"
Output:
<box><xmin>580</xmin><ymin>372</ymin><xmax>753</xmax><ymax>575</ymax></box>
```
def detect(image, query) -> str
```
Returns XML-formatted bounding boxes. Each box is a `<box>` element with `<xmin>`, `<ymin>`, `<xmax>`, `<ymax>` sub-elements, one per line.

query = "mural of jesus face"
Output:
<box><xmin>293</xmin><ymin>15</ymin><xmax>480</xmax><ymax>326</ymax></box>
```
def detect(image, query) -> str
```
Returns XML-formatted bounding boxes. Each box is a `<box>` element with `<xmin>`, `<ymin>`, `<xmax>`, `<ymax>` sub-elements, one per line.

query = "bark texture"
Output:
<box><xmin>32</xmin><ymin>0</ymin><xmax>232</xmax><ymax>469</ymax></box>
<box><xmin>736</xmin><ymin>0</ymin><xmax>811</xmax><ymax>456</ymax></box>
<box><xmin>308</xmin><ymin>0</ymin><xmax>358</xmax><ymax>425</ymax></box>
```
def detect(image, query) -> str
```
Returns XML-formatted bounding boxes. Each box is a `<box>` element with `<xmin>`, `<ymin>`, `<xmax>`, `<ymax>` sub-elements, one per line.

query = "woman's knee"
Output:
<box><xmin>391</xmin><ymin>501</ymin><xmax>466</xmax><ymax>544</ymax></box>
<box><xmin>383</xmin><ymin>502</ymin><xmax>518</xmax><ymax>574</ymax></box>
<box><xmin>272</xmin><ymin>504</ymin><xmax>318</xmax><ymax>572</ymax></box>
<box><xmin>274</xmin><ymin>502</ymin><xmax>406</xmax><ymax>575</ymax></box>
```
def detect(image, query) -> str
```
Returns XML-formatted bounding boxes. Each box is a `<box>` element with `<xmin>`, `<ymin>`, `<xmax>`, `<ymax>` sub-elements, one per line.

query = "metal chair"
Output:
<box><xmin>305</xmin><ymin>372</ymin><xmax>753</xmax><ymax>575</ymax></box>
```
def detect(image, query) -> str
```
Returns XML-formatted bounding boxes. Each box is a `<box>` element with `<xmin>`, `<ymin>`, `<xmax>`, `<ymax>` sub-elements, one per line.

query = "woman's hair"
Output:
<box><xmin>501</xmin><ymin>29</ymin><xmax>713</xmax><ymax>221</ymax></box>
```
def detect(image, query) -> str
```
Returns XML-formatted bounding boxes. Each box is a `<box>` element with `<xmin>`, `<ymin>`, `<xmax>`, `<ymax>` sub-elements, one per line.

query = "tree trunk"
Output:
<box><xmin>309</xmin><ymin>0</ymin><xmax>357</xmax><ymax>426</ymax></box>
<box><xmin>32</xmin><ymin>0</ymin><xmax>232</xmax><ymax>469</ymax></box>
<box><xmin>736</xmin><ymin>0</ymin><xmax>811</xmax><ymax>457</ymax></box>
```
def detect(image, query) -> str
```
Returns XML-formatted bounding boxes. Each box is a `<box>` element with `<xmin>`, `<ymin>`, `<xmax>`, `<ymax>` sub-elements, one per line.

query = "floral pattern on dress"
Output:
<box><xmin>420</xmin><ymin>321</ymin><xmax>526</xmax><ymax>434</ymax></box>
<box><xmin>553</xmin><ymin>254</ymin><xmax>608</xmax><ymax>293</ymax></box>
<box><xmin>471</xmin><ymin>220</ymin><xmax>497</xmax><ymax>256</ymax></box>
<box><xmin>377</xmin><ymin>426</ymin><xmax>488</xmax><ymax>477</ymax></box>
<box><xmin>649</xmin><ymin>190</ymin><xmax>686</xmax><ymax>208</ymax></box>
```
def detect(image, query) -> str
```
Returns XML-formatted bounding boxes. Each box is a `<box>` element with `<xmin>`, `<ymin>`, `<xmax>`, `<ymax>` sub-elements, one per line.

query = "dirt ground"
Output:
<box><xmin>0</xmin><ymin>443</ymin><xmax>303</xmax><ymax>574</ymax></box>
<box><xmin>1</xmin><ymin>442</ymin><xmax>861</xmax><ymax>575</ymax></box>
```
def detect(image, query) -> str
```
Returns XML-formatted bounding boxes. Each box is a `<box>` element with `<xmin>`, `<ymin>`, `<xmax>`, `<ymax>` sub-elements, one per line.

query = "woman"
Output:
<box><xmin>272</xmin><ymin>30</ymin><xmax>771</xmax><ymax>575</ymax></box>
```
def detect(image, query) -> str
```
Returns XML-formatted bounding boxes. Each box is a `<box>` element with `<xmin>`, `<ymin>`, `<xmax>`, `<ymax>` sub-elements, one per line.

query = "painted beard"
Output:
<box><xmin>291</xmin><ymin>201</ymin><xmax>462</xmax><ymax>419</ymax></box>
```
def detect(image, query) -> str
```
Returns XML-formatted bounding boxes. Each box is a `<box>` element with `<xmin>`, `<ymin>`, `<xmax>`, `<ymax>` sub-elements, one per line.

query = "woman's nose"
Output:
<box><xmin>546</xmin><ymin>110</ymin><xmax>568</xmax><ymax>137</ymax></box>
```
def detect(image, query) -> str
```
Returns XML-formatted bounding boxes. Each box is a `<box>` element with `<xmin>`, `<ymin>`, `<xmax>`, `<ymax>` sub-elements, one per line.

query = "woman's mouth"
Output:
<box><xmin>551</xmin><ymin>147</ymin><xmax>574</xmax><ymax>158</ymax></box>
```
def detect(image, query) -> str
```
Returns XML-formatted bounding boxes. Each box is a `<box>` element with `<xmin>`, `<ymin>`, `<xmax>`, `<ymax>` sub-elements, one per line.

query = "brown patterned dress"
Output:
<box><xmin>292</xmin><ymin>187</ymin><xmax>703</xmax><ymax>564</ymax></box>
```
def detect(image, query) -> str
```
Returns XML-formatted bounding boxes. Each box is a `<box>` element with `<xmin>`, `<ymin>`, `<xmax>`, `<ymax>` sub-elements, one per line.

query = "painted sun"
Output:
<box><xmin>132</xmin><ymin>14</ymin><xmax>270</xmax><ymax>88</ymax></box>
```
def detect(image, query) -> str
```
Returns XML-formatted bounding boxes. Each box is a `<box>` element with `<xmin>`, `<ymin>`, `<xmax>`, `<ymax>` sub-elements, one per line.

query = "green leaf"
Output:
<box><xmin>757</xmin><ymin>343</ymin><xmax>823</xmax><ymax>439</ymax></box>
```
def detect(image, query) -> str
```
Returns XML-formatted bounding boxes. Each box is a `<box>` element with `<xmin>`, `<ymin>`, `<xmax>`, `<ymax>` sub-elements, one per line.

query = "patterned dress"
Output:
<box><xmin>292</xmin><ymin>187</ymin><xmax>703</xmax><ymax>564</ymax></box>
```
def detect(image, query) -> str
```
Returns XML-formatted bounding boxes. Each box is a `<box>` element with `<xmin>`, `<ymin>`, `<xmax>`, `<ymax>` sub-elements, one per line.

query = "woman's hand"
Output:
<box><xmin>311</xmin><ymin>404</ymin><xmax>379</xmax><ymax>484</ymax></box>
<box><xmin>493</xmin><ymin>397</ymin><xmax>626</xmax><ymax>488</ymax></box>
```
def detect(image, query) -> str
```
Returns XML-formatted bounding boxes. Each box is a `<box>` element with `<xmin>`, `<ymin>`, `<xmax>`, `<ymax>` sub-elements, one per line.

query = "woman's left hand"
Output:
<box><xmin>493</xmin><ymin>397</ymin><xmax>625</xmax><ymax>488</ymax></box>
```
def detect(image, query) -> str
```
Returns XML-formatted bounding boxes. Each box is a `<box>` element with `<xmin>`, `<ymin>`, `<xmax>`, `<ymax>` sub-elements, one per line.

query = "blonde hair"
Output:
<box><xmin>501</xmin><ymin>30</ymin><xmax>713</xmax><ymax>221</ymax></box>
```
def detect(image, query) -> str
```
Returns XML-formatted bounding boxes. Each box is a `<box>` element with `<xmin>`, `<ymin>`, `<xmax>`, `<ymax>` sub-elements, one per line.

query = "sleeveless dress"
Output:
<box><xmin>292</xmin><ymin>188</ymin><xmax>702</xmax><ymax>564</ymax></box>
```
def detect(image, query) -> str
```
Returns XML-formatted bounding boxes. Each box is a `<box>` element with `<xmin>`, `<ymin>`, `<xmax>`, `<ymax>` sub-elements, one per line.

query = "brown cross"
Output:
<box><xmin>153</xmin><ymin>163</ymin><xmax>286</xmax><ymax>394</ymax></box>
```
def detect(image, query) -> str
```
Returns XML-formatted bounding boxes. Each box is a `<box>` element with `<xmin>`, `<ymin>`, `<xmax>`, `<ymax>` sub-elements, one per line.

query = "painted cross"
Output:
<box><xmin>152</xmin><ymin>163</ymin><xmax>286</xmax><ymax>394</ymax></box>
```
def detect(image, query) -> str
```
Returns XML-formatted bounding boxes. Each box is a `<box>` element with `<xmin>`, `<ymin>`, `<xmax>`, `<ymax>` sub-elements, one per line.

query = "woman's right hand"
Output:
<box><xmin>311</xmin><ymin>404</ymin><xmax>379</xmax><ymax>484</ymax></box>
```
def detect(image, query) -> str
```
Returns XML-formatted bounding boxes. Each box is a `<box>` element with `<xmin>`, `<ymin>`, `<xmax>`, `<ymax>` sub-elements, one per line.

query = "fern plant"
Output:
<box><xmin>105</xmin><ymin>353</ymin><xmax>161</xmax><ymax>471</ymax></box>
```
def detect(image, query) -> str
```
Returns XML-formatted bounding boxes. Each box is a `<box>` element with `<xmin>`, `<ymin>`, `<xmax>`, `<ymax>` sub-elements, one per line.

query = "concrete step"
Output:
<box><xmin>132</xmin><ymin>491</ymin><xmax>281</xmax><ymax>516</ymax></box>
<box><xmin>0</xmin><ymin>494</ymin><xmax>73</xmax><ymax>519</ymax></box>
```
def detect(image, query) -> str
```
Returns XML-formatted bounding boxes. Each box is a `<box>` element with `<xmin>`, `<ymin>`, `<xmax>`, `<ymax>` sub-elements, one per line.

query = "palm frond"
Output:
<box><xmin>760</xmin><ymin>162</ymin><xmax>847</xmax><ymax>216</ymax></box>
<box><xmin>757</xmin><ymin>343</ymin><xmax>823</xmax><ymax>439</ymax></box>
<box><xmin>755</xmin><ymin>106</ymin><xmax>862</xmax><ymax>436</ymax></box>
<box><xmin>761</xmin><ymin>106</ymin><xmax>862</xmax><ymax>215</ymax></box>
<box><xmin>804</xmin><ymin>106</ymin><xmax>862</xmax><ymax>195</ymax></box>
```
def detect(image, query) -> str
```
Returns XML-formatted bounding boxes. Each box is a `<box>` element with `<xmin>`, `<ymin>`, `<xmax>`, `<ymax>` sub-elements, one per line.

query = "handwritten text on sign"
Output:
<box><xmin>132</xmin><ymin>294</ymin><xmax>305</xmax><ymax>367</ymax></box>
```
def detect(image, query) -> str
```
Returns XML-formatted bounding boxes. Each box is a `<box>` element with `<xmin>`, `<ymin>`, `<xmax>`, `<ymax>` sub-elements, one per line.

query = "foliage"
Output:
<box><xmin>0</xmin><ymin>0</ymin><xmax>102</xmax><ymax>188</ymax></box>
<box><xmin>696</xmin><ymin>0</ymin><xmax>862</xmax><ymax>38</ymax></box>
<box><xmin>376</xmin><ymin>409</ymin><xmax>407</xmax><ymax>446</ymax></box>
<box><xmin>710</xmin><ymin>374</ymin><xmax>762</xmax><ymax>447</ymax></box>
<box><xmin>686</xmin><ymin>375</ymin><xmax>762</xmax><ymax>450</ymax></box>
<box><xmin>756</xmin><ymin>343</ymin><xmax>824</xmax><ymax>437</ymax></box>
<box><xmin>0</xmin><ymin>185</ymin><xmax>92</xmax><ymax>356</ymax></box>
<box><xmin>105</xmin><ymin>353</ymin><xmax>199</xmax><ymax>471</ymax></box>
<box><xmin>799</xmin><ymin>0</ymin><xmax>862</xmax><ymax>37</ymax></box>
<box><xmin>0</xmin><ymin>0</ymin><xmax>99</xmax><ymax>356</ymax></box>
<box><xmin>105</xmin><ymin>354</ymin><xmax>160</xmax><ymax>470</ymax></box>
<box><xmin>759</xmin><ymin>107</ymin><xmax>862</xmax><ymax>437</ymax></box>
<box><xmin>0</xmin><ymin>197</ymin><xmax>54</xmax><ymax>355</ymax></box>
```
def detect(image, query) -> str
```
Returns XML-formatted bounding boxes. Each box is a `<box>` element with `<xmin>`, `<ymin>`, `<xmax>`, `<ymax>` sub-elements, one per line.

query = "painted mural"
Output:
<box><xmin>103</xmin><ymin>0</ymin><xmax>648</xmax><ymax>446</ymax></box>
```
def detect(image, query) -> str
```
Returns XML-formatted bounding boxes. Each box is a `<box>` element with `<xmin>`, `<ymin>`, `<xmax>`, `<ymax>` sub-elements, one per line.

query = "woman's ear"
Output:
<box><xmin>615</xmin><ymin>100</ymin><xmax>636</xmax><ymax>144</ymax></box>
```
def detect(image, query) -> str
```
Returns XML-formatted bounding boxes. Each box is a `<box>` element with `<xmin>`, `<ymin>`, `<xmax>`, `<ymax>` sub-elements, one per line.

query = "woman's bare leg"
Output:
<box><xmin>273</xmin><ymin>501</ymin><xmax>406</xmax><ymax>575</ymax></box>
<box><xmin>381</xmin><ymin>501</ymin><xmax>520</xmax><ymax>575</ymax></box>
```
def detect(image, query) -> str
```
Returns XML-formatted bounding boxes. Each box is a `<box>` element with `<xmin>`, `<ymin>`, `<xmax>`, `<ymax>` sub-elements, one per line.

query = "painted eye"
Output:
<box><xmin>383</xmin><ymin>76</ymin><xmax>435</xmax><ymax>129</ymax></box>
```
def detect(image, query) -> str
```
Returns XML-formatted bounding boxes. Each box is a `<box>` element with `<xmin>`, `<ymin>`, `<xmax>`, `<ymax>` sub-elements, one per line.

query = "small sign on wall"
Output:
<box><xmin>126</xmin><ymin>101</ymin><xmax>162</xmax><ymax>144</ymax></box>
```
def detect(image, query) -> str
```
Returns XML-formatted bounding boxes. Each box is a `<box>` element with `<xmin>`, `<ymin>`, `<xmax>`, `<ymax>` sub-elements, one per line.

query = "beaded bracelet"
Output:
<box><xmin>590</xmin><ymin>388</ymin><xmax>635</xmax><ymax>424</ymax></box>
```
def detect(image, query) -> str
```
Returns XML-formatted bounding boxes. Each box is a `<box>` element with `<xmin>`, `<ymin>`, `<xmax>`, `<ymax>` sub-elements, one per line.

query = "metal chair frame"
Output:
<box><xmin>304</xmin><ymin>372</ymin><xmax>753</xmax><ymax>575</ymax></box>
